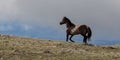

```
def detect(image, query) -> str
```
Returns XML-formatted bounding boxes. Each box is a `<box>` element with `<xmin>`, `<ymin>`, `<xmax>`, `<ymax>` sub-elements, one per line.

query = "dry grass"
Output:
<box><xmin>0</xmin><ymin>34</ymin><xmax>120</xmax><ymax>60</ymax></box>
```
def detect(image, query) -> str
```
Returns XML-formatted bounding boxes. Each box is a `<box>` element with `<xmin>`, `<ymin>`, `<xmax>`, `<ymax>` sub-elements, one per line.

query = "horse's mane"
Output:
<box><xmin>64</xmin><ymin>17</ymin><xmax>75</xmax><ymax>27</ymax></box>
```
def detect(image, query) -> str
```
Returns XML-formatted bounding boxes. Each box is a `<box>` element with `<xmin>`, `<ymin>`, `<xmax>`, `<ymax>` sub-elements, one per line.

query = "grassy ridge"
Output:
<box><xmin>0</xmin><ymin>34</ymin><xmax>120</xmax><ymax>60</ymax></box>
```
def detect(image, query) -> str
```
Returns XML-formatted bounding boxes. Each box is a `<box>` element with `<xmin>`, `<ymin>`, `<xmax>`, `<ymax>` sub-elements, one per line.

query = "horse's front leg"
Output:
<box><xmin>66</xmin><ymin>29</ymin><xmax>70</xmax><ymax>42</ymax></box>
<box><xmin>70</xmin><ymin>35</ymin><xmax>75</xmax><ymax>42</ymax></box>
<box><xmin>66</xmin><ymin>34</ymin><xmax>69</xmax><ymax>42</ymax></box>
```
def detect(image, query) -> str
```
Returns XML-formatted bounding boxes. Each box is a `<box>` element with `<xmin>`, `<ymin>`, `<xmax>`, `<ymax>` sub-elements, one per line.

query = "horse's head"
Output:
<box><xmin>60</xmin><ymin>16</ymin><xmax>68</xmax><ymax>25</ymax></box>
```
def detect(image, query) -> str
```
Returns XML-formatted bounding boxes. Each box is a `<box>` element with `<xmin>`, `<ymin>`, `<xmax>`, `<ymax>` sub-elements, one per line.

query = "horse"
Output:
<box><xmin>60</xmin><ymin>16</ymin><xmax>92</xmax><ymax>44</ymax></box>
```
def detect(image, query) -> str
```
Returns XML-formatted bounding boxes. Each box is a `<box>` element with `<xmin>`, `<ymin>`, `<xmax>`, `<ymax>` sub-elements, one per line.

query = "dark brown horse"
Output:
<box><xmin>60</xmin><ymin>16</ymin><xmax>92</xmax><ymax>44</ymax></box>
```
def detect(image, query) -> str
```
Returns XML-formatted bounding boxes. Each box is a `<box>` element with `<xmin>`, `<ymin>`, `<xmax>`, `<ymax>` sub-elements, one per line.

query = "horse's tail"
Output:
<box><xmin>87</xmin><ymin>27</ymin><xmax>92</xmax><ymax>41</ymax></box>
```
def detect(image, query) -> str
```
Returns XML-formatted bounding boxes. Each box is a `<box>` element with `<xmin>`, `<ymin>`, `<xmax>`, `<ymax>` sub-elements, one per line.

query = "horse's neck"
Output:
<box><xmin>66</xmin><ymin>23</ymin><xmax>75</xmax><ymax>29</ymax></box>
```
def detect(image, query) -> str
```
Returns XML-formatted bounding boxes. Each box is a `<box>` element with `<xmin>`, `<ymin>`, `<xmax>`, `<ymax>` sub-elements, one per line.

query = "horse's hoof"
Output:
<box><xmin>70</xmin><ymin>40</ymin><xmax>75</xmax><ymax>42</ymax></box>
<box><xmin>72</xmin><ymin>41</ymin><xmax>75</xmax><ymax>43</ymax></box>
<box><xmin>66</xmin><ymin>41</ymin><xmax>68</xmax><ymax>42</ymax></box>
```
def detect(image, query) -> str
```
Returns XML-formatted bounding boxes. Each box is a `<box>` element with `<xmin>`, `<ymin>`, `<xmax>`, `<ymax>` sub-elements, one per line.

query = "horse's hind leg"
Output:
<box><xmin>83</xmin><ymin>36</ymin><xmax>88</xmax><ymax>44</ymax></box>
<box><xmin>69</xmin><ymin>35</ymin><xmax>75</xmax><ymax>42</ymax></box>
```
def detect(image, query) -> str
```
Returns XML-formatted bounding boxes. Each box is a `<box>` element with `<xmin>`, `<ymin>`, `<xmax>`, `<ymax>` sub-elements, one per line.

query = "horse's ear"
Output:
<box><xmin>64</xmin><ymin>16</ymin><xmax>67</xmax><ymax>18</ymax></box>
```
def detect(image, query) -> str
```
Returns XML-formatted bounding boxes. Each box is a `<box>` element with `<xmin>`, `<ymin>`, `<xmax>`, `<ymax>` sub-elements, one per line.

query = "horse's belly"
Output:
<box><xmin>71</xmin><ymin>32</ymin><xmax>80</xmax><ymax>35</ymax></box>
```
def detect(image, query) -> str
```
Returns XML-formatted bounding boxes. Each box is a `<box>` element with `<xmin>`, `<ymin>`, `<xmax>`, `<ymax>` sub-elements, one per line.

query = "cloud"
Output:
<box><xmin>0</xmin><ymin>0</ymin><xmax>18</xmax><ymax>21</ymax></box>
<box><xmin>0</xmin><ymin>25</ymin><xmax>13</xmax><ymax>31</ymax></box>
<box><xmin>1</xmin><ymin>0</ymin><xmax>120</xmax><ymax>25</ymax></box>
<box><xmin>22</xmin><ymin>24</ymin><xmax>33</xmax><ymax>31</ymax></box>
<box><xmin>0</xmin><ymin>0</ymin><xmax>120</xmax><ymax>40</ymax></box>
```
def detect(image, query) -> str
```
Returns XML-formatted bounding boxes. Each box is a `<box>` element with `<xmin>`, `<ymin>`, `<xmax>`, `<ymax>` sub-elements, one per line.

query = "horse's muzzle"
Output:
<box><xmin>60</xmin><ymin>22</ymin><xmax>63</xmax><ymax>25</ymax></box>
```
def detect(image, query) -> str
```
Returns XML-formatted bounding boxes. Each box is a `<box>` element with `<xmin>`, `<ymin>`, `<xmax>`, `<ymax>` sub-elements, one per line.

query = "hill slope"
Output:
<box><xmin>0</xmin><ymin>34</ymin><xmax>120</xmax><ymax>60</ymax></box>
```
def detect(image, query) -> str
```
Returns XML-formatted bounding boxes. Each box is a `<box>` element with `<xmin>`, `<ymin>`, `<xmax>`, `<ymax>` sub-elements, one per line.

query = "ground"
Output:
<box><xmin>0</xmin><ymin>34</ymin><xmax>120</xmax><ymax>60</ymax></box>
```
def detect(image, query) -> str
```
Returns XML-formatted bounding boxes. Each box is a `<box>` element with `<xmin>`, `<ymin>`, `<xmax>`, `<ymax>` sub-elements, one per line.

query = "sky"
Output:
<box><xmin>0</xmin><ymin>0</ymin><xmax>120</xmax><ymax>42</ymax></box>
